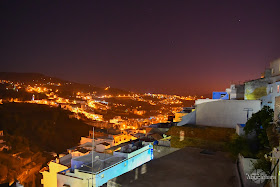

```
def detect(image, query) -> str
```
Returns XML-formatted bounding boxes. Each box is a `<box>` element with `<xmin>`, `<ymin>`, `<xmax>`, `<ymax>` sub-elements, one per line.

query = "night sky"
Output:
<box><xmin>1</xmin><ymin>1</ymin><xmax>280</xmax><ymax>95</ymax></box>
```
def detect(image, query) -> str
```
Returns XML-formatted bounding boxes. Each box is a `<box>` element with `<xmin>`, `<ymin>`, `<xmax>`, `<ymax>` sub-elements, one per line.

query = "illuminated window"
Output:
<box><xmin>272</xmin><ymin>68</ymin><xmax>274</xmax><ymax>74</ymax></box>
<box><xmin>278</xmin><ymin>85</ymin><xmax>279</xmax><ymax>93</ymax></box>
<box><xmin>271</xmin><ymin>87</ymin><xmax>273</xmax><ymax>93</ymax></box>
<box><xmin>101</xmin><ymin>174</ymin><xmax>104</xmax><ymax>178</ymax></box>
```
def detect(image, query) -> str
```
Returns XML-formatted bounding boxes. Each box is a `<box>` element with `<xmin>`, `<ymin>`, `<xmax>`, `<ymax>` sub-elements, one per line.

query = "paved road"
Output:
<box><xmin>108</xmin><ymin>147</ymin><xmax>239</xmax><ymax>187</ymax></box>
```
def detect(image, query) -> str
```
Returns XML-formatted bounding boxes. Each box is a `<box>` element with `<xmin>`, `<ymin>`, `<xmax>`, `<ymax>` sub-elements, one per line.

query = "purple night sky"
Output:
<box><xmin>1</xmin><ymin>1</ymin><xmax>279</xmax><ymax>95</ymax></box>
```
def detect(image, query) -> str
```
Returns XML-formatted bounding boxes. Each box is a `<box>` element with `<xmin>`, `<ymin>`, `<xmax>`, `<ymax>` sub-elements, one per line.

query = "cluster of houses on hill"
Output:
<box><xmin>3</xmin><ymin>59</ymin><xmax>280</xmax><ymax>186</ymax></box>
<box><xmin>37</xmin><ymin>58</ymin><xmax>280</xmax><ymax>187</ymax></box>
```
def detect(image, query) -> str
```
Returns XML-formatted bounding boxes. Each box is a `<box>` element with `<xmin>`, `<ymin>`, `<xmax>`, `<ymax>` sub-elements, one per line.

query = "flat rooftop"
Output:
<box><xmin>78</xmin><ymin>142</ymin><xmax>92</xmax><ymax>148</ymax></box>
<box><xmin>73</xmin><ymin>151</ymin><xmax>113</xmax><ymax>163</ymax></box>
<box><xmin>59</xmin><ymin>154</ymin><xmax>72</xmax><ymax>167</ymax></box>
<box><xmin>78</xmin><ymin>155</ymin><xmax>125</xmax><ymax>174</ymax></box>
<box><xmin>110</xmin><ymin>147</ymin><xmax>239</xmax><ymax>187</ymax></box>
<box><xmin>105</xmin><ymin>139</ymin><xmax>142</xmax><ymax>153</ymax></box>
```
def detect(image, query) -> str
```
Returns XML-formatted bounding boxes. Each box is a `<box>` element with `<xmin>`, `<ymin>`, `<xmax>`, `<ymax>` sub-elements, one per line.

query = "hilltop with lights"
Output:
<box><xmin>0</xmin><ymin>72</ymin><xmax>198</xmax><ymax>125</ymax></box>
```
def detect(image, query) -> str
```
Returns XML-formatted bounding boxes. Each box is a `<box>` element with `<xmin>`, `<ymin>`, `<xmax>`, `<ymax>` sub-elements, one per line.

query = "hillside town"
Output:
<box><xmin>1</xmin><ymin>58</ymin><xmax>280</xmax><ymax>186</ymax></box>
<box><xmin>0</xmin><ymin>75</ymin><xmax>198</xmax><ymax>132</ymax></box>
<box><xmin>1</xmin><ymin>1</ymin><xmax>279</xmax><ymax>186</ymax></box>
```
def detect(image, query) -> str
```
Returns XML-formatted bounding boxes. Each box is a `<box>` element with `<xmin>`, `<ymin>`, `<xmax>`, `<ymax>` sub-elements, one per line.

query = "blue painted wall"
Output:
<box><xmin>96</xmin><ymin>144</ymin><xmax>153</xmax><ymax>187</ymax></box>
<box><xmin>212</xmin><ymin>92</ymin><xmax>229</xmax><ymax>100</ymax></box>
<box><xmin>71</xmin><ymin>159</ymin><xmax>85</xmax><ymax>170</ymax></box>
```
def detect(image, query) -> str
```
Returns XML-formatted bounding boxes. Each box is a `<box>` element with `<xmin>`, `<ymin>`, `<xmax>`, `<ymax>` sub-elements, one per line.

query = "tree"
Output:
<box><xmin>226</xmin><ymin>134</ymin><xmax>255</xmax><ymax>158</ymax></box>
<box><xmin>244</xmin><ymin>105</ymin><xmax>273</xmax><ymax>151</ymax></box>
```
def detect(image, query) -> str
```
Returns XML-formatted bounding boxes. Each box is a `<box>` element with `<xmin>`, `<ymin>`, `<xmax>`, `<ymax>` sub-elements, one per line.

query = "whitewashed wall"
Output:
<box><xmin>196</xmin><ymin>100</ymin><xmax>261</xmax><ymax>128</ymax></box>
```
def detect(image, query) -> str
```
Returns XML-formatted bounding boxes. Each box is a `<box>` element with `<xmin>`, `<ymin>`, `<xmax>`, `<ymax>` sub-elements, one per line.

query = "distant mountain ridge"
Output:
<box><xmin>0</xmin><ymin>72</ymin><xmax>130</xmax><ymax>96</ymax></box>
<box><xmin>0</xmin><ymin>72</ymin><xmax>58</xmax><ymax>83</ymax></box>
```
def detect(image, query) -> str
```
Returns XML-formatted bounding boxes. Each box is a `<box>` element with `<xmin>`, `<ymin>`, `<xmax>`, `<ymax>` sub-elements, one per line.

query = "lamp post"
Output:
<box><xmin>92</xmin><ymin>127</ymin><xmax>94</xmax><ymax>187</ymax></box>
<box><xmin>84</xmin><ymin>127</ymin><xmax>103</xmax><ymax>187</ymax></box>
<box><xmin>82</xmin><ymin>127</ymin><xmax>95</xmax><ymax>186</ymax></box>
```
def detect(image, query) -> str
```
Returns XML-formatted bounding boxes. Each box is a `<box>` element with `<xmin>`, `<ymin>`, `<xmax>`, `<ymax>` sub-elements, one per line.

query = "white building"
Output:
<box><xmin>56</xmin><ymin>144</ymin><xmax>153</xmax><ymax>187</ymax></box>
<box><xmin>178</xmin><ymin>100</ymin><xmax>261</xmax><ymax>129</ymax></box>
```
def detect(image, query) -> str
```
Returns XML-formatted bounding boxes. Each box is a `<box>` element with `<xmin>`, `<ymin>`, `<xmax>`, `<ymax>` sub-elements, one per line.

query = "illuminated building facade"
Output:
<box><xmin>245</xmin><ymin>58</ymin><xmax>280</xmax><ymax>109</ymax></box>
<box><xmin>40</xmin><ymin>156</ymin><xmax>71</xmax><ymax>187</ymax></box>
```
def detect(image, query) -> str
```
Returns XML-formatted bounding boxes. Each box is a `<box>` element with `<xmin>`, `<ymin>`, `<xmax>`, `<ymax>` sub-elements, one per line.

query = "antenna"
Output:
<box><xmin>243</xmin><ymin>108</ymin><xmax>253</xmax><ymax>121</ymax></box>
<box><xmin>92</xmin><ymin>127</ymin><xmax>94</xmax><ymax>187</ymax></box>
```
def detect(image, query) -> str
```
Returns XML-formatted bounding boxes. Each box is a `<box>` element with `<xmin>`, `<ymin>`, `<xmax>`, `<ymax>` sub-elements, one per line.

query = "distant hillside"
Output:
<box><xmin>0</xmin><ymin>72</ymin><xmax>130</xmax><ymax>96</ymax></box>
<box><xmin>0</xmin><ymin>102</ymin><xmax>91</xmax><ymax>153</ymax></box>
<box><xmin>0</xmin><ymin>72</ymin><xmax>62</xmax><ymax>84</ymax></box>
<box><xmin>0</xmin><ymin>102</ymin><xmax>92</xmax><ymax>186</ymax></box>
